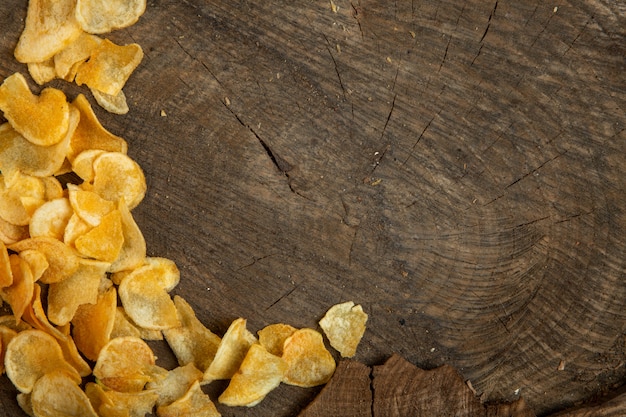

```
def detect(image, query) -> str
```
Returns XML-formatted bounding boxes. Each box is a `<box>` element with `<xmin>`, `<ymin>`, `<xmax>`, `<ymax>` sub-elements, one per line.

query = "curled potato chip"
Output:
<box><xmin>75</xmin><ymin>209</ymin><xmax>124</xmax><ymax>262</ymax></box>
<box><xmin>27</xmin><ymin>59</ymin><xmax>57</xmax><ymax>85</ymax></box>
<box><xmin>111</xmin><ymin>306</ymin><xmax>163</xmax><ymax>341</ymax></box>
<box><xmin>118</xmin><ymin>257</ymin><xmax>180</xmax><ymax>330</ymax></box>
<box><xmin>75</xmin><ymin>39</ymin><xmax>143</xmax><ymax>96</ymax></box>
<box><xmin>91</xmin><ymin>87</ymin><xmax>130</xmax><ymax>114</ymax></box>
<box><xmin>68</xmin><ymin>94</ymin><xmax>127</xmax><ymax>162</ymax></box>
<box><xmin>0</xmin><ymin>241</ymin><xmax>13</xmax><ymax>288</ymax></box>
<box><xmin>72</xmin><ymin>286</ymin><xmax>117</xmax><ymax>361</ymax></box>
<box><xmin>282</xmin><ymin>328</ymin><xmax>336</xmax><ymax>388</ymax></box>
<box><xmin>0</xmin><ymin>216</ymin><xmax>29</xmax><ymax>245</ymax></box>
<box><xmin>29</xmin><ymin>197</ymin><xmax>73</xmax><ymax>240</ymax></box>
<box><xmin>319</xmin><ymin>301</ymin><xmax>368</xmax><ymax>358</ymax></box>
<box><xmin>156</xmin><ymin>381</ymin><xmax>221</xmax><ymax>417</ymax></box>
<box><xmin>86</xmin><ymin>382</ymin><xmax>158</xmax><ymax>417</ymax></box>
<box><xmin>68</xmin><ymin>184</ymin><xmax>115</xmax><ymax>227</ymax></box>
<box><xmin>0</xmin><ymin>254</ymin><xmax>34</xmax><ymax>322</ymax></box>
<box><xmin>19</xmin><ymin>249</ymin><xmax>49</xmax><ymax>282</ymax></box>
<box><xmin>9</xmin><ymin>236</ymin><xmax>80</xmax><ymax>284</ymax></box>
<box><xmin>47</xmin><ymin>258</ymin><xmax>110</xmax><ymax>326</ymax></box>
<box><xmin>109</xmin><ymin>198</ymin><xmax>146</xmax><ymax>273</ymax></box>
<box><xmin>31</xmin><ymin>370</ymin><xmax>98</xmax><ymax>417</ymax></box>
<box><xmin>147</xmin><ymin>363</ymin><xmax>203</xmax><ymax>407</ymax></box>
<box><xmin>54</xmin><ymin>32</ymin><xmax>103</xmax><ymax>81</ymax></box>
<box><xmin>163</xmin><ymin>296</ymin><xmax>221</xmax><ymax>372</ymax></box>
<box><xmin>4</xmin><ymin>329</ymin><xmax>81</xmax><ymax>393</ymax></box>
<box><xmin>76</xmin><ymin>0</ymin><xmax>147</xmax><ymax>34</ymax></box>
<box><xmin>94</xmin><ymin>336</ymin><xmax>166</xmax><ymax>392</ymax></box>
<box><xmin>203</xmin><ymin>318</ymin><xmax>257</xmax><ymax>382</ymax></box>
<box><xmin>219</xmin><ymin>343</ymin><xmax>288</xmax><ymax>407</ymax></box>
<box><xmin>14</xmin><ymin>0</ymin><xmax>82</xmax><ymax>63</ymax></box>
<box><xmin>91</xmin><ymin>151</ymin><xmax>146</xmax><ymax>209</ymax></box>
<box><xmin>0</xmin><ymin>325</ymin><xmax>18</xmax><ymax>374</ymax></box>
<box><xmin>258</xmin><ymin>323</ymin><xmax>297</xmax><ymax>357</ymax></box>
<box><xmin>0</xmin><ymin>73</ymin><xmax>70</xmax><ymax>146</ymax></box>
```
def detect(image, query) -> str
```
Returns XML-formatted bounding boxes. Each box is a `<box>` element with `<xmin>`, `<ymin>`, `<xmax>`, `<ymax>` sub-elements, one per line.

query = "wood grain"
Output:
<box><xmin>0</xmin><ymin>0</ymin><xmax>624</xmax><ymax>416</ymax></box>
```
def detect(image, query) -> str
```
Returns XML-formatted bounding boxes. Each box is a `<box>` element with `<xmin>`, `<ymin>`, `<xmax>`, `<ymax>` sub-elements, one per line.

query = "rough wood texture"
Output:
<box><xmin>0</xmin><ymin>0</ymin><xmax>624</xmax><ymax>416</ymax></box>
<box><xmin>298</xmin><ymin>360</ymin><xmax>372</xmax><ymax>417</ymax></box>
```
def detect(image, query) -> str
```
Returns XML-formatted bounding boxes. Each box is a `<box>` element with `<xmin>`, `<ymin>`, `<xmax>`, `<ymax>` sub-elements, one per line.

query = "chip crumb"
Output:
<box><xmin>160</xmin><ymin>109</ymin><xmax>167</xmax><ymax>117</ymax></box>
<box><xmin>224</xmin><ymin>96</ymin><xmax>231</xmax><ymax>106</ymax></box>
<box><xmin>330</xmin><ymin>0</ymin><xmax>337</xmax><ymax>13</ymax></box>
<box><xmin>557</xmin><ymin>359</ymin><xmax>565</xmax><ymax>371</ymax></box>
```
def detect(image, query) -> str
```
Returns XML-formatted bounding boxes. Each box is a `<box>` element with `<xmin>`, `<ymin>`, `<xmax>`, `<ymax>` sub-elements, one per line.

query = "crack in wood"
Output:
<box><xmin>480</xmin><ymin>0</ymin><xmax>498</xmax><ymax>43</ymax></box>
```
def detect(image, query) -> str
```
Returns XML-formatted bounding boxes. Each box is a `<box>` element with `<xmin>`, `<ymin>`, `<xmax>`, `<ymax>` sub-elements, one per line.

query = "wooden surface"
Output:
<box><xmin>1</xmin><ymin>0</ymin><xmax>625</xmax><ymax>416</ymax></box>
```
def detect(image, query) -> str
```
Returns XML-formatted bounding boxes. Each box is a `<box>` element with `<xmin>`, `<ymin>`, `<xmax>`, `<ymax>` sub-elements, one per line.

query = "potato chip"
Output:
<box><xmin>0</xmin><ymin>72</ymin><xmax>70</xmax><ymax>146</ymax></box>
<box><xmin>76</xmin><ymin>0</ymin><xmax>147</xmax><ymax>34</ymax></box>
<box><xmin>203</xmin><ymin>318</ymin><xmax>257</xmax><ymax>382</ymax></box>
<box><xmin>0</xmin><ymin>254</ymin><xmax>35</xmax><ymax>322</ymax></box>
<box><xmin>16</xmin><ymin>392</ymin><xmax>34</xmax><ymax>417</ymax></box>
<box><xmin>54</xmin><ymin>32</ymin><xmax>103</xmax><ymax>81</ymax></box>
<box><xmin>147</xmin><ymin>363</ymin><xmax>203</xmax><ymax>407</ymax></box>
<box><xmin>118</xmin><ymin>257</ymin><xmax>181</xmax><ymax>330</ymax></box>
<box><xmin>47</xmin><ymin>258</ymin><xmax>110</xmax><ymax>326</ymax></box>
<box><xmin>71</xmin><ymin>149</ymin><xmax>106</xmax><ymax>182</ymax></box>
<box><xmin>28</xmin><ymin>197</ymin><xmax>73</xmax><ymax>240</ymax></box>
<box><xmin>219</xmin><ymin>343</ymin><xmax>287</xmax><ymax>407</ymax></box>
<box><xmin>41</xmin><ymin>176</ymin><xmax>64</xmax><ymax>201</ymax></box>
<box><xmin>75</xmin><ymin>209</ymin><xmax>124</xmax><ymax>262</ymax></box>
<box><xmin>28</xmin><ymin>59</ymin><xmax>57</xmax><ymax>85</ymax></box>
<box><xmin>0</xmin><ymin>315</ymin><xmax>33</xmax><ymax>332</ymax></box>
<box><xmin>75</xmin><ymin>39</ymin><xmax>143</xmax><ymax>96</ymax></box>
<box><xmin>258</xmin><ymin>323</ymin><xmax>297</xmax><ymax>357</ymax></box>
<box><xmin>0</xmin><ymin>175</ymin><xmax>35</xmax><ymax>227</ymax></box>
<box><xmin>94</xmin><ymin>336</ymin><xmax>166</xmax><ymax>392</ymax></box>
<box><xmin>111</xmin><ymin>306</ymin><xmax>163</xmax><ymax>341</ymax></box>
<box><xmin>18</xmin><ymin>249</ymin><xmax>49</xmax><ymax>282</ymax></box>
<box><xmin>62</xmin><ymin>213</ymin><xmax>92</xmax><ymax>248</ymax></box>
<box><xmin>0</xmin><ymin>241</ymin><xmax>13</xmax><ymax>288</ymax></box>
<box><xmin>282</xmin><ymin>328</ymin><xmax>336</xmax><ymax>387</ymax></box>
<box><xmin>86</xmin><ymin>382</ymin><xmax>158</xmax><ymax>417</ymax></box>
<box><xmin>163</xmin><ymin>296</ymin><xmax>221</xmax><ymax>372</ymax></box>
<box><xmin>156</xmin><ymin>381</ymin><xmax>221</xmax><ymax>417</ymax></box>
<box><xmin>319</xmin><ymin>301</ymin><xmax>368</xmax><ymax>358</ymax></box>
<box><xmin>0</xmin><ymin>325</ymin><xmax>18</xmax><ymax>374</ymax></box>
<box><xmin>91</xmin><ymin>87</ymin><xmax>130</xmax><ymax>114</ymax></box>
<box><xmin>0</xmin><ymin>216</ymin><xmax>29</xmax><ymax>245</ymax></box>
<box><xmin>68</xmin><ymin>94</ymin><xmax>127</xmax><ymax>162</ymax></box>
<box><xmin>9</xmin><ymin>236</ymin><xmax>80</xmax><ymax>284</ymax></box>
<box><xmin>31</xmin><ymin>370</ymin><xmax>98</xmax><ymax>417</ymax></box>
<box><xmin>109</xmin><ymin>198</ymin><xmax>146</xmax><ymax>273</ymax></box>
<box><xmin>68</xmin><ymin>184</ymin><xmax>115</xmax><ymax>227</ymax></box>
<box><xmin>72</xmin><ymin>286</ymin><xmax>117</xmax><ymax>361</ymax></box>
<box><xmin>91</xmin><ymin>151</ymin><xmax>146</xmax><ymax>209</ymax></box>
<box><xmin>14</xmin><ymin>0</ymin><xmax>82</xmax><ymax>63</ymax></box>
<box><xmin>4</xmin><ymin>329</ymin><xmax>81</xmax><ymax>393</ymax></box>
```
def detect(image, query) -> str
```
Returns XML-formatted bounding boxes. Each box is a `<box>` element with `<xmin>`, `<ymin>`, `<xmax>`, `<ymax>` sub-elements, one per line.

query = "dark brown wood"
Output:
<box><xmin>0</xmin><ymin>0</ymin><xmax>624</xmax><ymax>416</ymax></box>
<box><xmin>298</xmin><ymin>360</ymin><xmax>372</xmax><ymax>417</ymax></box>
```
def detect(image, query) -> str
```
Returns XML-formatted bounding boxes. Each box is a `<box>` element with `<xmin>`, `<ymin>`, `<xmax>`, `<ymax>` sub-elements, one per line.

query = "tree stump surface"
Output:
<box><xmin>0</xmin><ymin>0</ymin><xmax>624</xmax><ymax>416</ymax></box>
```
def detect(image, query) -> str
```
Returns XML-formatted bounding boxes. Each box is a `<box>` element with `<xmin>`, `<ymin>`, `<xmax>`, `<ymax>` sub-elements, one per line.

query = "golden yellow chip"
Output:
<box><xmin>14</xmin><ymin>0</ymin><xmax>82</xmax><ymax>63</ymax></box>
<box><xmin>4</xmin><ymin>329</ymin><xmax>81</xmax><ymax>393</ymax></box>
<box><xmin>94</xmin><ymin>336</ymin><xmax>167</xmax><ymax>392</ymax></box>
<box><xmin>147</xmin><ymin>363</ymin><xmax>203</xmax><ymax>407</ymax></box>
<box><xmin>18</xmin><ymin>249</ymin><xmax>49</xmax><ymax>282</ymax></box>
<box><xmin>68</xmin><ymin>184</ymin><xmax>115</xmax><ymax>227</ymax></box>
<box><xmin>109</xmin><ymin>198</ymin><xmax>146</xmax><ymax>273</ymax></box>
<box><xmin>86</xmin><ymin>382</ymin><xmax>159</xmax><ymax>417</ymax></box>
<box><xmin>75</xmin><ymin>209</ymin><xmax>124</xmax><ymax>262</ymax></box>
<box><xmin>47</xmin><ymin>258</ymin><xmax>110</xmax><ymax>326</ymax></box>
<box><xmin>76</xmin><ymin>0</ymin><xmax>147</xmax><ymax>34</ymax></box>
<box><xmin>219</xmin><ymin>343</ymin><xmax>288</xmax><ymax>407</ymax></box>
<box><xmin>71</xmin><ymin>149</ymin><xmax>106</xmax><ymax>182</ymax></box>
<box><xmin>68</xmin><ymin>94</ymin><xmax>128</xmax><ymax>162</ymax></box>
<box><xmin>0</xmin><ymin>254</ymin><xmax>34</xmax><ymax>322</ymax></box>
<box><xmin>28</xmin><ymin>197</ymin><xmax>73</xmax><ymax>240</ymax></box>
<box><xmin>0</xmin><ymin>241</ymin><xmax>13</xmax><ymax>288</ymax></box>
<box><xmin>0</xmin><ymin>175</ymin><xmax>36</xmax><ymax>227</ymax></box>
<box><xmin>118</xmin><ymin>257</ymin><xmax>181</xmax><ymax>330</ymax></box>
<box><xmin>91</xmin><ymin>87</ymin><xmax>130</xmax><ymax>114</ymax></box>
<box><xmin>62</xmin><ymin>212</ymin><xmax>92</xmax><ymax>248</ymax></box>
<box><xmin>258</xmin><ymin>323</ymin><xmax>297</xmax><ymax>357</ymax></box>
<box><xmin>16</xmin><ymin>393</ymin><xmax>34</xmax><ymax>417</ymax></box>
<box><xmin>282</xmin><ymin>328</ymin><xmax>336</xmax><ymax>388</ymax></box>
<box><xmin>54</xmin><ymin>32</ymin><xmax>103</xmax><ymax>81</ymax></box>
<box><xmin>319</xmin><ymin>301</ymin><xmax>368</xmax><ymax>358</ymax></box>
<box><xmin>27</xmin><ymin>59</ymin><xmax>57</xmax><ymax>85</ymax></box>
<box><xmin>75</xmin><ymin>39</ymin><xmax>143</xmax><ymax>96</ymax></box>
<box><xmin>72</xmin><ymin>286</ymin><xmax>117</xmax><ymax>361</ymax></box>
<box><xmin>156</xmin><ymin>381</ymin><xmax>221</xmax><ymax>417</ymax></box>
<box><xmin>203</xmin><ymin>318</ymin><xmax>257</xmax><ymax>382</ymax></box>
<box><xmin>111</xmin><ymin>306</ymin><xmax>163</xmax><ymax>341</ymax></box>
<box><xmin>91</xmin><ymin>151</ymin><xmax>146</xmax><ymax>209</ymax></box>
<box><xmin>163</xmin><ymin>296</ymin><xmax>221</xmax><ymax>371</ymax></box>
<box><xmin>9</xmin><ymin>236</ymin><xmax>80</xmax><ymax>284</ymax></box>
<box><xmin>0</xmin><ymin>73</ymin><xmax>70</xmax><ymax>146</ymax></box>
<box><xmin>41</xmin><ymin>176</ymin><xmax>64</xmax><ymax>201</ymax></box>
<box><xmin>0</xmin><ymin>325</ymin><xmax>18</xmax><ymax>374</ymax></box>
<box><xmin>31</xmin><ymin>370</ymin><xmax>98</xmax><ymax>417</ymax></box>
<box><xmin>0</xmin><ymin>216</ymin><xmax>29</xmax><ymax>245</ymax></box>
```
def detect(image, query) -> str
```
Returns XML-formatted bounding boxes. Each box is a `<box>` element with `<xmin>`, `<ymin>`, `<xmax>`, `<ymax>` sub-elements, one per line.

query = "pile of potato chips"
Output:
<box><xmin>0</xmin><ymin>1</ymin><xmax>368</xmax><ymax>416</ymax></box>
